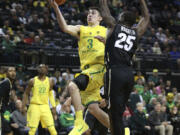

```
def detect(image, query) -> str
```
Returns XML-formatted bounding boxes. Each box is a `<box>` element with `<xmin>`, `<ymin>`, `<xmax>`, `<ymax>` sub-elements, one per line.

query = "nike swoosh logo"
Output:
<box><xmin>78</xmin><ymin>126</ymin><xmax>84</xmax><ymax>132</ymax></box>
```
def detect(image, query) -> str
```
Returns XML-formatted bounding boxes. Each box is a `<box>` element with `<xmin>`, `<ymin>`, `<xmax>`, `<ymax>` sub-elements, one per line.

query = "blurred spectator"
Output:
<box><xmin>13</xmin><ymin>31</ymin><xmax>22</xmax><ymax>44</ymax></box>
<box><xmin>134</xmin><ymin>71</ymin><xmax>145</xmax><ymax>83</ymax></box>
<box><xmin>174</xmin><ymin>93</ymin><xmax>180</xmax><ymax>104</ymax></box>
<box><xmin>172</xmin><ymin>87</ymin><xmax>178</xmax><ymax>96</ymax></box>
<box><xmin>1</xmin><ymin>34</ymin><xmax>17</xmax><ymax>63</ymax></box>
<box><xmin>3</xmin><ymin>20</ymin><xmax>14</xmax><ymax>35</ymax></box>
<box><xmin>134</xmin><ymin>78</ymin><xmax>144</xmax><ymax>95</ymax></box>
<box><xmin>18</xmin><ymin>11</ymin><xmax>28</xmax><ymax>25</ymax></box>
<box><xmin>11</xmin><ymin>100</ymin><xmax>29</xmax><ymax>135</ymax></box>
<box><xmin>16</xmin><ymin>64</ymin><xmax>26</xmax><ymax>84</ymax></box>
<box><xmin>146</xmin><ymin>97</ymin><xmax>157</xmax><ymax>113</ymax></box>
<box><xmin>130</xmin><ymin>102</ymin><xmax>153</xmax><ymax>135</ymax></box>
<box><xmin>24</xmin><ymin>32</ymin><xmax>35</xmax><ymax>45</ymax></box>
<box><xmin>169</xmin><ymin>46</ymin><xmax>180</xmax><ymax>70</ymax></box>
<box><xmin>152</xmin><ymin>42</ymin><xmax>162</xmax><ymax>55</ymax></box>
<box><xmin>168</xmin><ymin>106</ymin><xmax>180</xmax><ymax>135</ymax></box>
<box><xmin>156</xmin><ymin>27</ymin><xmax>167</xmax><ymax>43</ymax></box>
<box><xmin>32</xmin><ymin>35</ymin><xmax>43</xmax><ymax>46</ymax></box>
<box><xmin>157</xmin><ymin>94</ymin><xmax>166</xmax><ymax>105</ymax></box>
<box><xmin>60</xmin><ymin>72</ymin><xmax>68</xmax><ymax>92</ymax></box>
<box><xmin>41</xmin><ymin>16</ymin><xmax>53</xmax><ymax>32</ymax></box>
<box><xmin>148</xmin><ymin>69</ymin><xmax>160</xmax><ymax>86</ymax></box>
<box><xmin>51</xmin><ymin>70</ymin><xmax>62</xmax><ymax>85</ymax></box>
<box><xmin>148</xmin><ymin>28</ymin><xmax>157</xmax><ymax>43</ymax></box>
<box><xmin>51</xmin><ymin>70</ymin><xmax>62</xmax><ymax>94</ymax></box>
<box><xmin>165</xmin><ymin>80</ymin><xmax>172</xmax><ymax>94</ymax></box>
<box><xmin>27</xmin><ymin>14</ymin><xmax>41</xmax><ymax>32</ymax></box>
<box><xmin>129</xmin><ymin>87</ymin><xmax>142</xmax><ymax>112</ymax></box>
<box><xmin>65</xmin><ymin>68</ymin><xmax>74</xmax><ymax>81</ymax></box>
<box><xmin>149</xmin><ymin>102</ymin><xmax>173</xmax><ymax>135</ymax></box>
<box><xmin>168</xmin><ymin>36</ymin><xmax>176</xmax><ymax>47</ymax></box>
<box><xmin>33</xmin><ymin>0</ymin><xmax>47</xmax><ymax>12</ymax></box>
<box><xmin>56</xmin><ymin>97</ymin><xmax>75</xmax><ymax>132</ymax></box>
<box><xmin>166</xmin><ymin>93</ymin><xmax>175</xmax><ymax>111</ymax></box>
<box><xmin>10</xmin><ymin>15</ymin><xmax>21</xmax><ymax>31</ymax></box>
<box><xmin>0</xmin><ymin>66</ymin><xmax>6</xmax><ymax>80</ymax></box>
<box><xmin>0</xmin><ymin>28</ymin><xmax>5</xmax><ymax>37</ymax></box>
<box><xmin>156</xmin><ymin>82</ymin><xmax>165</xmax><ymax>95</ymax></box>
<box><xmin>143</xmin><ymin>85</ymin><xmax>152</xmax><ymax>104</ymax></box>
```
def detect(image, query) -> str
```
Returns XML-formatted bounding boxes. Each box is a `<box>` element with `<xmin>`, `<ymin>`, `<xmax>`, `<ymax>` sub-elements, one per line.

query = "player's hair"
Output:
<box><xmin>88</xmin><ymin>6</ymin><xmax>102</xmax><ymax>16</ymax></box>
<box><xmin>38</xmin><ymin>64</ymin><xmax>48</xmax><ymax>70</ymax></box>
<box><xmin>120</xmin><ymin>11</ymin><xmax>136</xmax><ymax>26</ymax></box>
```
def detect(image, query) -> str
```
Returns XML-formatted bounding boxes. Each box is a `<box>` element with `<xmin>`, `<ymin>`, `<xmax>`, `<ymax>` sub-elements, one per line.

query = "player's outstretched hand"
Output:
<box><xmin>94</xmin><ymin>36</ymin><xmax>106</xmax><ymax>45</ymax></box>
<box><xmin>48</xmin><ymin>0</ymin><xmax>58</xmax><ymax>9</ymax></box>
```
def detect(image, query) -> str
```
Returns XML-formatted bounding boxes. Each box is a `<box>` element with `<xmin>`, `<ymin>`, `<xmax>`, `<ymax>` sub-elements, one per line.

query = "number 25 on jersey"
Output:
<box><xmin>114</xmin><ymin>33</ymin><xmax>136</xmax><ymax>51</ymax></box>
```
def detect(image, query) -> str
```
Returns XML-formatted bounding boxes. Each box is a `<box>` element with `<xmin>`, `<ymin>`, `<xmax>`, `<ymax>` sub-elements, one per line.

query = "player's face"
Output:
<box><xmin>87</xmin><ymin>9</ymin><xmax>102</xmax><ymax>25</ymax></box>
<box><xmin>38</xmin><ymin>64</ymin><xmax>48</xmax><ymax>75</ymax></box>
<box><xmin>7</xmin><ymin>67</ymin><xmax>16</xmax><ymax>80</ymax></box>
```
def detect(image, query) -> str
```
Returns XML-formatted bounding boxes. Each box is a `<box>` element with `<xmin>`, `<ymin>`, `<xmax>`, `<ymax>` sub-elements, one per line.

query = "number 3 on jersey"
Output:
<box><xmin>87</xmin><ymin>39</ymin><xmax>93</xmax><ymax>49</ymax></box>
<box><xmin>114</xmin><ymin>33</ymin><xmax>136</xmax><ymax>51</ymax></box>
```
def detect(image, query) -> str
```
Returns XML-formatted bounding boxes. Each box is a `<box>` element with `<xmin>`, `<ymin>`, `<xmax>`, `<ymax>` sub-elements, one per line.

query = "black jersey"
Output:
<box><xmin>0</xmin><ymin>78</ymin><xmax>11</xmax><ymax>111</ymax></box>
<box><xmin>105</xmin><ymin>24</ymin><xmax>137</xmax><ymax>68</ymax></box>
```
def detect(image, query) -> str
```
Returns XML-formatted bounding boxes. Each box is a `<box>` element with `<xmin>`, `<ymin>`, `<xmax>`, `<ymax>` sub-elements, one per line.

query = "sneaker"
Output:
<box><xmin>68</xmin><ymin>120</ymin><xmax>89</xmax><ymax>135</ymax></box>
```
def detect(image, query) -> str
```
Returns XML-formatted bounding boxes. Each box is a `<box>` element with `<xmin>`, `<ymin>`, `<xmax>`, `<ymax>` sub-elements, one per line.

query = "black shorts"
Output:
<box><xmin>1</xmin><ymin>113</ymin><xmax>12</xmax><ymax>133</ymax></box>
<box><xmin>72</xmin><ymin>74</ymin><xmax>89</xmax><ymax>91</ymax></box>
<box><xmin>105</xmin><ymin>66</ymin><xmax>134</xmax><ymax>102</ymax></box>
<box><xmin>84</xmin><ymin>106</ymin><xmax>108</xmax><ymax>135</ymax></box>
<box><xmin>105</xmin><ymin>66</ymin><xmax>134</xmax><ymax>135</ymax></box>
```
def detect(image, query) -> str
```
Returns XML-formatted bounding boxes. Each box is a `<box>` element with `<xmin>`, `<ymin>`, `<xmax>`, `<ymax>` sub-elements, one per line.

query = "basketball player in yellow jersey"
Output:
<box><xmin>22</xmin><ymin>64</ymin><xmax>57</xmax><ymax>135</ymax></box>
<box><xmin>49</xmin><ymin>0</ymin><xmax>110</xmax><ymax>135</ymax></box>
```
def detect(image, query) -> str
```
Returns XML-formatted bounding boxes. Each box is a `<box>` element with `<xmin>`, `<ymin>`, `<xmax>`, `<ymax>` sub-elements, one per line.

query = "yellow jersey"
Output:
<box><xmin>78</xmin><ymin>25</ymin><xmax>107</xmax><ymax>72</ymax></box>
<box><xmin>30</xmin><ymin>76</ymin><xmax>50</xmax><ymax>105</ymax></box>
<box><xmin>0</xmin><ymin>73</ymin><xmax>6</xmax><ymax>80</ymax></box>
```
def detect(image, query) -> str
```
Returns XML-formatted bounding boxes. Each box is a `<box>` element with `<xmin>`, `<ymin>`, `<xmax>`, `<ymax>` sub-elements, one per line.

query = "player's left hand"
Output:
<box><xmin>94</xmin><ymin>36</ymin><xmax>106</xmax><ymax>44</ymax></box>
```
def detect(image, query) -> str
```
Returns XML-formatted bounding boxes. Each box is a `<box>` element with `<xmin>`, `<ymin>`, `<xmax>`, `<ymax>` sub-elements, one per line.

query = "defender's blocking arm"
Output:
<box><xmin>99</xmin><ymin>0</ymin><xmax>116</xmax><ymax>28</ymax></box>
<box><xmin>136</xmin><ymin>0</ymin><xmax>150</xmax><ymax>38</ymax></box>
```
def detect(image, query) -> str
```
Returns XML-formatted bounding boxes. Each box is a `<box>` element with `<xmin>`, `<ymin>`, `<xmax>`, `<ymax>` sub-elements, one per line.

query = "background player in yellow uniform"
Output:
<box><xmin>22</xmin><ymin>64</ymin><xmax>57</xmax><ymax>135</ymax></box>
<box><xmin>49</xmin><ymin>0</ymin><xmax>110</xmax><ymax>135</ymax></box>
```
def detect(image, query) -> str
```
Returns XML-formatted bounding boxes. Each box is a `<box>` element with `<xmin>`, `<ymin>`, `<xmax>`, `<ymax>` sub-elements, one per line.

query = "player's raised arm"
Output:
<box><xmin>99</xmin><ymin>0</ymin><xmax>116</xmax><ymax>28</ymax></box>
<box><xmin>49</xmin><ymin>0</ymin><xmax>80</xmax><ymax>38</ymax></box>
<box><xmin>136</xmin><ymin>0</ymin><xmax>150</xmax><ymax>38</ymax></box>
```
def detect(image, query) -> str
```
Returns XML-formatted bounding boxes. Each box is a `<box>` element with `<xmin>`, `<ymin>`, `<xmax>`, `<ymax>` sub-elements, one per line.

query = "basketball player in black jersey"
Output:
<box><xmin>0</xmin><ymin>67</ymin><xmax>16</xmax><ymax>134</ymax></box>
<box><xmin>97</xmin><ymin>0</ymin><xmax>150</xmax><ymax>135</ymax></box>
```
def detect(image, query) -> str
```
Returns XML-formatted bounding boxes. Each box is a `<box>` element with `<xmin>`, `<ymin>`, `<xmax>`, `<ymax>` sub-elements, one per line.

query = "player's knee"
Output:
<box><xmin>48</xmin><ymin>126</ymin><xmax>57</xmax><ymax>135</ymax></box>
<box><xmin>67</xmin><ymin>81</ymin><xmax>77</xmax><ymax>92</ymax></box>
<box><xmin>28</xmin><ymin>127</ymin><xmax>37</xmax><ymax>135</ymax></box>
<box><xmin>88</xmin><ymin>103</ymin><xmax>99</xmax><ymax>114</ymax></box>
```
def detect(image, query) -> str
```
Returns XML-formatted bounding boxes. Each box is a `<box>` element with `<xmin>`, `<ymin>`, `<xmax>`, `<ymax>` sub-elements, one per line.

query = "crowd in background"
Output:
<box><xmin>0</xmin><ymin>65</ymin><xmax>180</xmax><ymax>135</ymax></box>
<box><xmin>0</xmin><ymin>0</ymin><xmax>180</xmax><ymax>135</ymax></box>
<box><xmin>0</xmin><ymin>0</ymin><xmax>180</xmax><ymax>69</ymax></box>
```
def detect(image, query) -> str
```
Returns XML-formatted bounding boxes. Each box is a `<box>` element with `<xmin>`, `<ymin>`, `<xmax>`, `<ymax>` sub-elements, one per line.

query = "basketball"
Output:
<box><xmin>55</xmin><ymin>0</ymin><xmax>66</xmax><ymax>5</ymax></box>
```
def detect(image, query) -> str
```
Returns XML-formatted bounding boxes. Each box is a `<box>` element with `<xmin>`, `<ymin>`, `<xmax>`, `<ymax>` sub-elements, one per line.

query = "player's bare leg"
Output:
<box><xmin>88</xmin><ymin>103</ymin><xmax>110</xmax><ymax>128</ymax></box>
<box><xmin>67</xmin><ymin>82</ymin><xmax>89</xmax><ymax>135</ymax></box>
